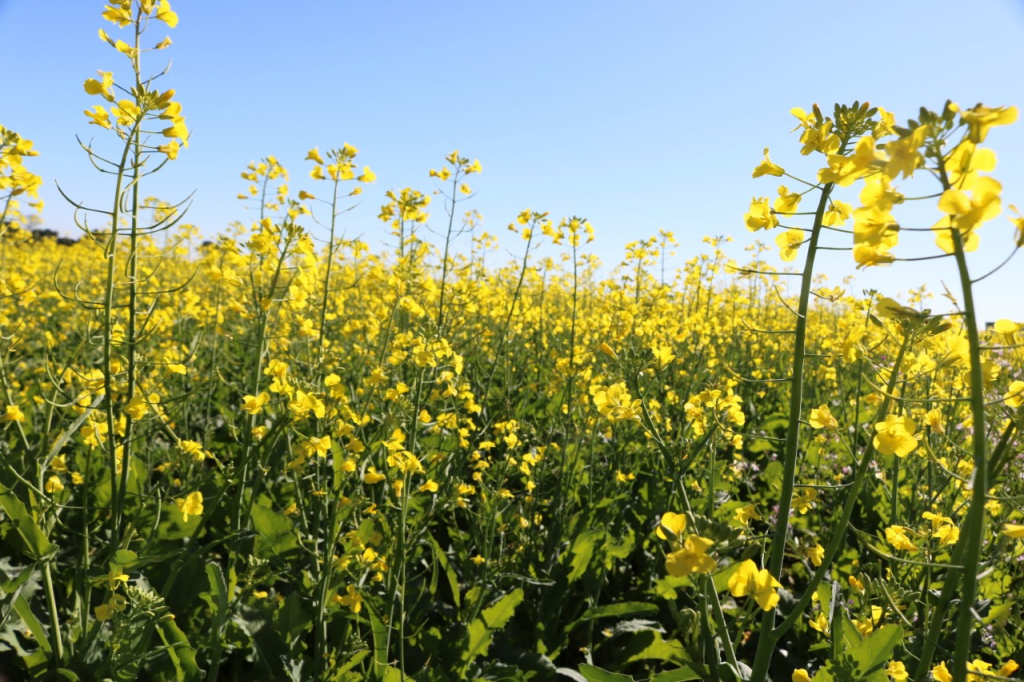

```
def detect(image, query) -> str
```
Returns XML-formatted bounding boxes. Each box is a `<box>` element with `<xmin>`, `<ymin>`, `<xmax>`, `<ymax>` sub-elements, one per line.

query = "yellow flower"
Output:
<box><xmin>933</xmin><ymin>176</ymin><xmax>1002</xmax><ymax>254</ymax></box>
<box><xmin>1</xmin><ymin>405</ymin><xmax>25</xmax><ymax>423</ymax></box>
<box><xmin>775</xmin><ymin>228</ymin><xmax>804</xmax><ymax>262</ymax></box>
<box><xmin>806</xmin><ymin>543</ymin><xmax>825</xmax><ymax>567</ymax></box>
<box><xmin>752</xmin><ymin>148</ymin><xmax>785</xmax><ymax>178</ymax></box>
<box><xmin>592</xmin><ymin>383</ymin><xmax>642</xmax><ymax>423</ymax></box>
<box><xmin>884</xmin><ymin>660</ymin><xmax>908</xmax><ymax>681</ymax></box>
<box><xmin>289</xmin><ymin>390</ymin><xmax>325</xmax><ymax>419</ymax></box>
<box><xmin>158</xmin><ymin>140</ymin><xmax>180</xmax><ymax>160</ymax></box>
<box><xmin>735</xmin><ymin>504</ymin><xmax>760</xmax><ymax>526</ymax></box>
<box><xmin>664</xmin><ymin>535</ymin><xmax>716</xmax><ymax>577</ymax></box>
<box><xmin>363</xmin><ymin>467</ymin><xmax>386</xmax><ymax>484</ymax></box>
<box><xmin>102</xmin><ymin>568</ymin><xmax>129</xmax><ymax>591</ymax></box>
<box><xmin>744</xmin><ymin>196</ymin><xmax>779</xmax><ymax>231</ymax></box>
<box><xmin>792</xmin><ymin>670</ymin><xmax>813</xmax><ymax>682</ymax></box>
<box><xmin>418</xmin><ymin>480</ymin><xmax>439</xmax><ymax>494</ymax></box>
<box><xmin>123</xmin><ymin>395</ymin><xmax>149</xmax><ymax>421</ymax></box>
<box><xmin>93</xmin><ymin>594</ymin><xmax>127</xmax><ymax>622</ymax></box>
<box><xmin>175</xmin><ymin>491</ymin><xmax>204</xmax><ymax>523</ymax></box>
<box><xmin>774</xmin><ymin>185</ymin><xmax>802</xmax><ymax>214</ymax></box>
<box><xmin>885</xmin><ymin>525</ymin><xmax>917</xmax><ymax>553</ymax></box>
<box><xmin>932</xmin><ymin>524</ymin><xmax>959</xmax><ymax>547</ymax></box>
<box><xmin>306</xmin><ymin>435</ymin><xmax>332</xmax><ymax>458</ymax></box>
<box><xmin>873</xmin><ymin>414</ymin><xmax>918</xmax><ymax>457</ymax></box>
<box><xmin>657</xmin><ymin>511</ymin><xmax>687</xmax><ymax>540</ymax></box>
<box><xmin>334</xmin><ymin>585</ymin><xmax>363</xmax><ymax>613</ymax></box>
<box><xmin>951</xmin><ymin>102</ymin><xmax>1019</xmax><ymax>143</ymax></box>
<box><xmin>179</xmin><ymin>440</ymin><xmax>206</xmax><ymax>462</ymax></box>
<box><xmin>1004</xmin><ymin>380</ymin><xmax>1024</xmax><ymax>409</ymax></box>
<box><xmin>84</xmin><ymin>105</ymin><xmax>112</xmax><ymax>129</ymax></box>
<box><xmin>1002</xmin><ymin>523</ymin><xmax>1024</xmax><ymax>539</ymax></box>
<box><xmin>931</xmin><ymin>662</ymin><xmax>952</xmax><ymax>682</ymax></box>
<box><xmin>45</xmin><ymin>476</ymin><xmax>64</xmax><ymax>494</ymax></box>
<box><xmin>792</xmin><ymin>487</ymin><xmax>818</xmax><ymax>514</ymax></box>
<box><xmin>728</xmin><ymin>559</ymin><xmax>781</xmax><ymax>611</ymax></box>
<box><xmin>155</xmin><ymin>0</ymin><xmax>179</xmax><ymax>28</ymax></box>
<box><xmin>808</xmin><ymin>405</ymin><xmax>839</xmax><ymax>430</ymax></box>
<box><xmin>83</xmin><ymin>71</ymin><xmax>114</xmax><ymax>101</ymax></box>
<box><xmin>241</xmin><ymin>392</ymin><xmax>269</xmax><ymax>415</ymax></box>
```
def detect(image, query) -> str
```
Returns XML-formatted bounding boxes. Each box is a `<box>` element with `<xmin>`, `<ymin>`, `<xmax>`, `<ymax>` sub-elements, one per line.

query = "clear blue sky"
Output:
<box><xmin>4</xmin><ymin>0</ymin><xmax>1024</xmax><ymax>322</ymax></box>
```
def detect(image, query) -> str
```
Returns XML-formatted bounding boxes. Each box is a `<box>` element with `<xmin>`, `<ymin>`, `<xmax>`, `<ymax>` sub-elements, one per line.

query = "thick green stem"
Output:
<box><xmin>948</xmin><ymin>227</ymin><xmax>988</xmax><ymax>682</ymax></box>
<box><xmin>748</xmin><ymin>177</ymin><xmax>836</xmax><ymax>680</ymax></box>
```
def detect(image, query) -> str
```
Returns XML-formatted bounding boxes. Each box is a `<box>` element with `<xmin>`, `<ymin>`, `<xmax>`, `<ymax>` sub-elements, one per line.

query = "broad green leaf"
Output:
<box><xmin>848</xmin><ymin>625</ymin><xmax>903</xmax><ymax>677</ymax></box>
<box><xmin>567</xmin><ymin>601</ymin><xmax>659</xmax><ymax>632</ymax></box>
<box><xmin>335</xmin><ymin>649</ymin><xmax>369</xmax><ymax>675</ymax></box>
<box><xmin>426</xmin><ymin>531</ymin><xmax>461</xmax><ymax>608</ymax></box>
<box><xmin>568</xmin><ymin>529</ymin><xmax>603</xmax><ymax>583</ymax></box>
<box><xmin>619</xmin><ymin>630</ymin><xmax>688</xmax><ymax>665</ymax></box>
<box><xmin>251</xmin><ymin>502</ymin><xmax>299</xmax><ymax>558</ymax></box>
<box><xmin>578</xmin><ymin>663</ymin><xmax>635</xmax><ymax>681</ymax></box>
<box><xmin>652</xmin><ymin>575</ymin><xmax>691</xmax><ymax>600</ymax></box>
<box><xmin>462</xmin><ymin>588</ymin><xmax>524</xmax><ymax>664</ymax></box>
<box><xmin>603</xmin><ymin>529</ymin><xmax>635</xmax><ymax>568</ymax></box>
<box><xmin>206</xmin><ymin>562</ymin><xmax>229</xmax><ymax>627</ymax></box>
<box><xmin>649</xmin><ymin>668</ymin><xmax>701</xmax><ymax>681</ymax></box>
<box><xmin>0</xmin><ymin>485</ymin><xmax>54</xmax><ymax>561</ymax></box>
<box><xmin>157</xmin><ymin>619</ymin><xmax>202</xmax><ymax>680</ymax></box>
<box><xmin>14</xmin><ymin>593</ymin><xmax>51</xmax><ymax>654</ymax></box>
<box><xmin>368</xmin><ymin>605</ymin><xmax>390</xmax><ymax>678</ymax></box>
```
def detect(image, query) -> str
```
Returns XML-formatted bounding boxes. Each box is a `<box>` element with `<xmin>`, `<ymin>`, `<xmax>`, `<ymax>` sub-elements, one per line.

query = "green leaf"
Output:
<box><xmin>603</xmin><ymin>529</ymin><xmax>635</xmax><ymax>568</ymax></box>
<box><xmin>335</xmin><ymin>650</ymin><xmax>369</xmax><ymax>676</ymax></box>
<box><xmin>251</xmin><ymin>502</ymin><xmax>299</xmax><ymax>558</ymax></box>
<box><xmin>13</xmin><ymin>593</ymin><xmax>51</xmax><ymax>655</ymax></box>
<box><xmin>761</xmin><ymin>461</ymin><xmax>784</xmax><ymax>492</ymax></box>
<box><xmin>619</xmin><ymin>630</ymin><xmax>688</xmax><ymax>665</ymax></box>
<box><xmin>817</xmin><ymin>623</ymin><xmax>903</xmax><ymax>682</ymax></box>
<box><xmin>578</xmin><ymin>663</ymin><xmax>635</xmax><ymax>681</ymax></box>
<box><xmin>565</xmin><ymin>602</ymin><xmax>659</xmax><ymax>633</ymax></box>
<box><xmin>567</xmin><ymin>529</ymin><xmax>602</xmax><ymax>583</ymax></box>
<box><xmin>0</xmin><ymin>485</ymin><xmax>54</xmax><ymax>561</ymax></box>
<box><xmin>848</xmin><ymin>625</ymin><xmax>903</xmax><ymax>677</ymax></box>
<box><xmin>648</xmin><ymin>668</ymin><xmax>701</xmax><ymax>682</ymax></box>
<box><xmin>426</xmin><ymin>531</ymin><xmax>461</xmax><ymax>608</ymax></box>
<box><xmin>652</xmin><ymin>575</ymin><xmax>691</xmax><ymax>600</ymax></box>
<box><xmin>368</xmin><ymin>605</ymin><xmax>390</xmax><ymax>678</ymax></box>
<box><xmin>114</xmin><ymin>549</ymin><xmax>138</xmax><ymax>566</ymax></box>
<box><xmin>274</xmin><ymin>591</ymin><xmax>309</xmax><ymax>645</ymax></box>
<box><xmin>462</xmin><ymin>588</ymin><xmax>524</xmax><ymax>664</ymax></box>
<box><xmin>157</xmin><ymin>619</ymin><xmax>202</xmax><ymax>680</ymax></box>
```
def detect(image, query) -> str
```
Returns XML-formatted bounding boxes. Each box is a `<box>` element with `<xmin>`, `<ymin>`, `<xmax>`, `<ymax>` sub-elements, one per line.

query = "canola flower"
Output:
<box><xmin>3</xmin><ymin>13</ymin><xmax>1024</xmax><ymax>677</ymax></box>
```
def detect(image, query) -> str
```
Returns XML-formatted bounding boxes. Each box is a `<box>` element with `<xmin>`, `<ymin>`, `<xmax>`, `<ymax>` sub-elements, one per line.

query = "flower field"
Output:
<box><xmin>2</xmin><ymin>3</ymin><xmax>1024</xmax><ymax>681</ymax></box>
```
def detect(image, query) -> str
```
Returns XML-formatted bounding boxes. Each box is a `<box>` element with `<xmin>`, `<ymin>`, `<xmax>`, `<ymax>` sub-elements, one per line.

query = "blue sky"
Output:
<box><xmin>3</xmin><ymin>0</ymin><xmax>1024</xmax><ymax>321</ymax></box>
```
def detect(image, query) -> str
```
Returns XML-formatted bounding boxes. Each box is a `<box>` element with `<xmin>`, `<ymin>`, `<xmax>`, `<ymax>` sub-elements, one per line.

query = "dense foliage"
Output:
<box><xmin>1</xmin><ymin>3</ymin><xmax>1023</xmax><ymax>681</ymax></box>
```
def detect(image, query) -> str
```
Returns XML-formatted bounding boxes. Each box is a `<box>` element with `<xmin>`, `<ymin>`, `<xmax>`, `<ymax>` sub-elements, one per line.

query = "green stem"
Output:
<box><xmin>948</xmin><ymin>226</ymin><xmax>988</xmax><ymax>682</ymax></box>
<box><xmin>748</xmin><ymin>175</ymin><xmax>836</xmax><ymax>679</ymax></box>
